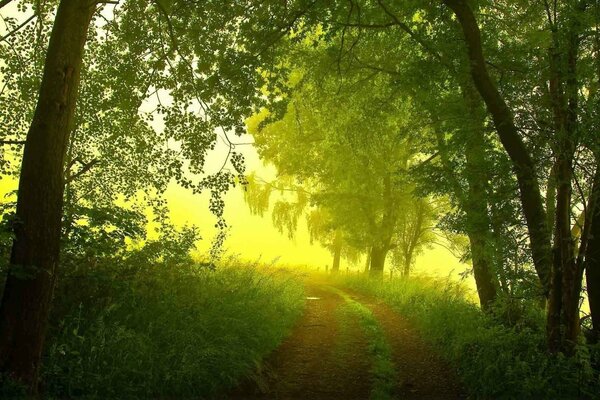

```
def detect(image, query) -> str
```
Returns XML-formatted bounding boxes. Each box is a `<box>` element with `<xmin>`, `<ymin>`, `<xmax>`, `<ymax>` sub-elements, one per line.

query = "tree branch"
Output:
<box><xmin>64</xmin><ymin>158</ymin><xmax>99</xmax><ymax>184</ymax></box>
<box><xmin>0</xmin><ymin>140</ymin><xmax>25</xmax><ymax>145</ymax></box>
<box><xmin>0</xmin><ymin>14</ymin><xmax>35</xmax><ymax>43</ymax></box>
<box><xmin>0</xmin><ymin>0</ymin><xmax>13</xmax><ymax>10</ymax></box>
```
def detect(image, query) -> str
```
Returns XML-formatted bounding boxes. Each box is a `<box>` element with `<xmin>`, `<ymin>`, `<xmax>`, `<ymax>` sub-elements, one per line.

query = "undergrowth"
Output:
<box><xmin>340</xmin><ymin>275</ymin><xmax>600</xmax><ymax>400</ymax></box>
<box><xmin>40</xmin><ymin>259</ymin><xmax>305</xmax><ymax>399</ymax></box>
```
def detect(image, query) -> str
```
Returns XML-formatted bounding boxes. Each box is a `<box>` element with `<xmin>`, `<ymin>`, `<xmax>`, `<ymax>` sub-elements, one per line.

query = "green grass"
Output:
<box><xmin>328</xmin><ymin>286</ymin><xmax>397</xmax><ymax>400</ymax></box>
<box><xmin>40</xmin><ymin>260</ymin><xmax>305</xmax><ymax>399</ymax></box>
<box><xmin>339</xmin><ymin>275</ymin><xmax>600</xmax><ymax>400</ymax></box>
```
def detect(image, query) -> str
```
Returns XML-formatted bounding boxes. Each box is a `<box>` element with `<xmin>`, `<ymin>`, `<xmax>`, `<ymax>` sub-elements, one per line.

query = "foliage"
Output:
<box><xmin>340</xmin><ymin>276</ymin><xmax>600</xmax><ymax>399</ymax></box>
<box><xmin>246</xmin><ymin>48</ymin><xmax>438</xmax><ymax>272</ymax></box>
<box><xmin>0</xmin><ymin>0</ymin><xmax>321</xmax><ymax>242</ymax></box>
<box><xmin>40</xmin><ymin>255</ymin><xmax>304</xmax><ymax>399</ymax></box>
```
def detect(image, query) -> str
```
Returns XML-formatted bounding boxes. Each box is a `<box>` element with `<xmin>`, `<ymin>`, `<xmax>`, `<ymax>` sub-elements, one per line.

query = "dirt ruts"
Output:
<box><xmin>229</xmin><ymin>278</ymin><xmax>464</xmax><ymax>400</ymax></box>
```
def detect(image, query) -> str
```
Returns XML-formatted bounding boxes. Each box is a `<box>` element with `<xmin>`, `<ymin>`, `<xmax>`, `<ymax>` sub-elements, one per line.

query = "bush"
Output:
<box><xmin>340</xmin><ymin>275</ymin><xmax>600</xmax><ymax>399</ymax></box>
<box><xmin>41</xmin><ymin>258</ymin><xmax>304</xmax><ymax>399</ymax></box>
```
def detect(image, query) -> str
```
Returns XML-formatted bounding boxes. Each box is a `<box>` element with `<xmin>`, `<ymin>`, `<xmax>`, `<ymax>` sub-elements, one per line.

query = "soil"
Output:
<box><xmin>228</xmin><ymin>277</ymin><xmax>465</xmax><ymax>400</ymax></box>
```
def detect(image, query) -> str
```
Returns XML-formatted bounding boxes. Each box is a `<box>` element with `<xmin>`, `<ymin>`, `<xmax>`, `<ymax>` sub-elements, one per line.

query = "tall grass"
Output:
<box><xmin>41</xmin><ymin>260</ymin><xmax>305</xmax><ymax>399</ymax></box>
<box><xmin>340</xmin><ymin>275</ymin><xmax>600</xmax><ymax>399</ymax></box>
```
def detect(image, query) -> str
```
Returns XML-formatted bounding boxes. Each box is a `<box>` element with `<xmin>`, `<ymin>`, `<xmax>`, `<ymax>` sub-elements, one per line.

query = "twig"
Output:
<box><xmin>0</xmin><ymin>14</ymin><xmax>35</xmax><ymax>43</ymax></box>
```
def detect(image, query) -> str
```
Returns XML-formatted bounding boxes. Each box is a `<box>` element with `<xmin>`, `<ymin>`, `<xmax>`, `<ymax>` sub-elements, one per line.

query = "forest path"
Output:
<box><xmin>228</xmin><ymin>277</ymin><xmax>464</xmax><ymax>400</ymax></box>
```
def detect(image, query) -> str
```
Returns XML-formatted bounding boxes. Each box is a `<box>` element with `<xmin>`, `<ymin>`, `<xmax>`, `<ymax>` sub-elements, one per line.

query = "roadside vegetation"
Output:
<box><xmin>0</xmin><ymin>227</ymin><xmax>304</xmax><ymax>399</ymax></box>
<box><xmin>341</xmin><ymin>275</ymin><xmax>600</xmax><ymax>399</ymax></box>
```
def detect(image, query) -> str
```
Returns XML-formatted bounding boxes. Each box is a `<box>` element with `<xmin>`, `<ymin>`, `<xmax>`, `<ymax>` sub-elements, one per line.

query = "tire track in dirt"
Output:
<box><xmin>229</xmin><ymin>282</ymin><xmax>372</xmax><ymax>399</ymax></box>
<box><xmin>229</xmin><ymin>279</ymin><xmax>464</xmax><ymax>399</ymax></box>
<box><xmin>346</xmin><ymin>289</ymin><xmax>465</xmax><ymax>400</ymax></box>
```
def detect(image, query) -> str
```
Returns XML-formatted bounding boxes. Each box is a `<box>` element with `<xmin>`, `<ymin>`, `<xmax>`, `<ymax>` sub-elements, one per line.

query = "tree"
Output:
<box><xmin>247</xmin><ymin>42</ymin><xmax>436</xmax><ymax>276</ymax></box>
<box><xmin>296</xmin><ymin>3</ymin><xmax>507</xmax><ymax>307</ymax></box>
<box><xmin>0</xmin><ymin>0</ymin><xmax>318</xmax><ymax>388</ymax></box>
<box><xmin>390</xmin><ymin>196</ymin><xmax>435</xmax><ymax>277</ymax></box>
<box><xmin>0</xmin><ymin>0</ymin><xmax>97</xmax><ymax>387</ymax></box>
<box><xmin>439</xmin><ymin>0</ymin><xmax>599</xmax><ymax>353</ymax></box>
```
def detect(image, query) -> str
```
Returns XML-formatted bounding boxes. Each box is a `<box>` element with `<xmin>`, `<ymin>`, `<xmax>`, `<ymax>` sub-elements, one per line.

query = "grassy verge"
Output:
<box><xmin>328</xmin><ymin>286</ymin><xmax>397</xmax><ymax>400</ymax></box>
<box><xmin>339</xmin><ymin>275</ymin><xmax>600</xmax><ymax>399</ymax></box>
<box><xmin>39</xmin><ymin>260</ymin><xmax>305</xmax><ymax>399</ymax></box>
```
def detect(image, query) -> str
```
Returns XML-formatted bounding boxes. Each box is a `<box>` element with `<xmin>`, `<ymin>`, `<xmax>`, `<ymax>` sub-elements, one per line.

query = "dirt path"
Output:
<box><xmin>345</xmin><ymin>289</ymin><xmax>464</xmax><ymax>399</ymax></box>
<box><xmin>229</xmin><ymin>279</ymin><xmax>464</xmax><ymax>399</ymax></box>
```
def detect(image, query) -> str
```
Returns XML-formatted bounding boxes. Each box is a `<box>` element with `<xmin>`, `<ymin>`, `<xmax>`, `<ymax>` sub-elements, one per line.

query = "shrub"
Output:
<box><xmin>41</xmin><ymin>258</ymin><xmax>304</xmax><ymax>399</ymax></box>
<box><xmin>341</xmin><ymin>276</ymin><xmax>600</xmax><ymax>399</ymax></box>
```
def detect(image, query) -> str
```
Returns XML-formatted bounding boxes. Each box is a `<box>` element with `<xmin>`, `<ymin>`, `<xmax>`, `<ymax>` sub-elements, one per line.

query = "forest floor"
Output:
<box><xmin>229</xmin><ymin>275</ymin><xmax>464</xmax><ymax>400</ymax></box>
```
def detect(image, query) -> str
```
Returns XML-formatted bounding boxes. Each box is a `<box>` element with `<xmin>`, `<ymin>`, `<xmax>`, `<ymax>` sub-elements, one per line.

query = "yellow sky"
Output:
<box><xmin>163</xmin><ymin>138</ymin><xmax>469</xmax><ymax>280</ymax></box>
<box><xmin>0</xmin><ymin>141</ymin><xmax>468</xmax><ymax>281</ymax></box>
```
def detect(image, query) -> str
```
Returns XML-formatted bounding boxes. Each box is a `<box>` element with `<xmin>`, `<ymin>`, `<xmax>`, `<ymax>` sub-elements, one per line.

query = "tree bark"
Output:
<box><xmin>402</xmin><ymin>256</ymin><xmax>411</xmax><ymax>278</ymax></box>
<box><xmin>586</xmin><ymin>167</ymin><xmax>600</xmax><ymax>343</ymax></box>
<box><xmin>442</xmin><ymin>0</ymin><xmax>552</xmax><ymax>296</ymax></box>
<box><xmin>0</xmin><ymin>0</ymin><xmax>95</xmax><ymax>390</ymax></box>
<box><xmin>462</xmin><ymin>83</ymin><xmax>499</xmax><ymax>309</ymax></box>
<box><xmin>585</xmin><ymin>202</ymin><xmax>600</xmax><ymax>343</ymax></box>
<box><xmin>546</xmin><ymin>5</ymin><xmax>582</xmax><ymax>355</ymax></box>
<box><xmin>369</xmin><ymin>173</ymin><xmax>396</xmax><ymax>277</ymax></box>
<box><xmin>369</xmin><ymin>245</ymin><xmax>388</xmax><ymax>277</ymax></box>
<box><xmin>331</xmin><ymin>230</ymin><xmax>342</xmax><ymax>273</ymax></box>
<box><xmin>468</xmin><ymin>231</ymin><xmax>498</xmax><ymax>310</ymax></box>
<box><xmin>433</xmin><ymin>124</ymin><xmax>499</xmax><ymax>308</ymax></box>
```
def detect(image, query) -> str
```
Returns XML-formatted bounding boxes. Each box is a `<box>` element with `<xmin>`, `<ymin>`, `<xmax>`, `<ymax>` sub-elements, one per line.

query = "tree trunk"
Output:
<box><xmin>547</xmin><ymin>151</ymin><xmax>577</xmax><ymax>353</ymax></box>
<box><xmin>442</xmin><ymin>0</ymin><xmax>552</xmax><ymax>296</ymax></box>
<box><xmin>331</xmin><ymin>230</ymin><xmax>342</xmax><ymax>273</ymax></box>
<box><xmin>468</xmin><ymin>232</ymin><xmax>498</xmax><ymax>310</ymax></box>
<box><xmin>434</xmin><ymin>125</ymin><xmax>499</xmax><ymax>308</ymax></box>
<box><xmin>586</xmin><ymin>7</ymin><xmax>600</xmax><ymax>345</ymax></box>
<box><xmin>585</xmin><ymin>165</ymin><xmax>600</xmax><ymax>343</ymax></box>
<box><xmin>462</xmin><ymin>82</ymin><xmax>499</xmax><ymax>309</ymax></box>
<box><xmin>0</xmin><ymin>0</ymin><xmax>95</xmax><ymax>390</ymax></box>
<box><xmin>369</xmin><ymin>173</ymin><xmax>395</xmax><ymax>277</ymax></box>
<box><xmin>364</xmin><ymin>247</ymin><xmax>371</xmax><ymax>273</ymax></box>
<box><xmin>369</xmin><ymin>245</ymin><xmax>388</xmax><ymax>277</ymax></box>
<box><xmin>402</xmin><ymin>256</ymin><xmax>411</xmax><ymax>278</ymax></box>
<box><xmin>546</xmin><ymin>7</ymin><xmax>582</xmax><ymax>355</ymax></box>
<box><xmin>546</xmin><ymin>164</ymin><xmax>557</xmax><ymax>236</ymax></box>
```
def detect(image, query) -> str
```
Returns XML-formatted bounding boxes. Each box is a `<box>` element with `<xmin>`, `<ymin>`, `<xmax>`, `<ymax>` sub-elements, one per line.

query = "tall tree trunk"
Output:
<box><xmin>468</xmin><ymin>233</ymin><xmax>498</xmax><ymax>310</ymax></box>
<box><xmin>434</xmin><ymin>126</ymin><xmax>499</xmax><ymax>308</ymax></box>
<box><xmin>369</xmin><ymin>174</ymin><xmax>396</xmax><ymax>277</ymax></box>
<box><xmin>462</xmin><ymin>82</ymin><xmax>499</xmax><ymax>309</ymax></box>
<box><xmin>369</xmin><ymin>245</ymin><xmax>388</xmax><ymax>277</ymax></box>
<box><xmin>402</xmin><ymin>255</ymin><xmax>411</xmax><ymax>278</ymax></box>
<box><xmin>331</xmin><ymin>230</ymin><xmax>342</xmax><ymax>273</ymax></box>
<box><xmin>0</xmin><ymin>0</ymin><xmax>95</xmax><ymax>390</ymax></box>
<box><xmin>546</xmin><ymin>6</ymin><xmax>582</xmax><ymax>355</ymax></box>
<box><xmin>432</xmin><ymin>81</ymin><xmax>500</xmax><ymax>309</ymax></box>
<box><xmin>442</xmin><ymin>0</ymin><xmax>552</xmax><ymax>296</ymax></box>
<box><xmin>546</xmin><ymin>164</ymin><xmax>557</xmax><ymax>236</ymax></box>
<box><xmin>586</xmin><ymin>165</ymin><xmax>600</xmax><ymax>343</ymax></box>
<box><xmin>364</xmin><ymin>246</ymin><xmax>371</xmax><ymax>273</ymax></box>
<box><xmin>586</xmin><ymin>2</ymin><xmax>600</xmax><ymax>345</ymax></box>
